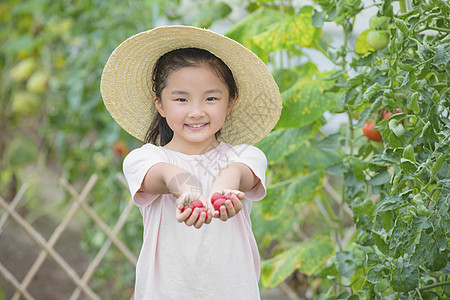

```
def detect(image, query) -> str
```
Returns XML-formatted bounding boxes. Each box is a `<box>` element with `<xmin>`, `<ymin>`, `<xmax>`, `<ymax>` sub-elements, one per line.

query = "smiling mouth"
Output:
<box><xmin>186</xmin><ymin>123</ymin><xmax>208</xmax><ymax>128</ymax></box>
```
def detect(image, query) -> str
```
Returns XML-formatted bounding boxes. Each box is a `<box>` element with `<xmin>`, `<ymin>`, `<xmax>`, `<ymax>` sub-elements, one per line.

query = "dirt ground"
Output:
<box><xmin>0</xmin><ymin>215</ymin><xmax>91</xmax><ymax>300</ymax></box>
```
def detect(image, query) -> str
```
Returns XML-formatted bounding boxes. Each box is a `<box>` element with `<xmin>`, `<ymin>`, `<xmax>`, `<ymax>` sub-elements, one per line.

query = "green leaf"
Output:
<box><xmin>411</xmin><ymin>216</ymin><xmax>432</xmax><ymax>232</ymax></box>
<box><xmin>372</xmin><ymin>231</ymin><xmax>389</xmax><ymax>254</ymax></box>
<box><xmin>226</xmin><ymin>6</ymin><xmax>285</xmax><ymax>63</ymax></box>
<box><xmin>189</xmin><ymin>2</ymin><xmax>232</xmax><ymax>28</ymax></box>
<box><xmin>336</xmin><ymin>251</ymin><xmax>355</xmax><ymax>278</ymax></box>
<box><xmin>351</xmin><ymin>197</ymin><xmax>374</xmax><ymax>216</ymax></box>
<box><xmin>430</xmin><ymin>0</ymin><xmax>450</xmax><ymax>13</ymax></box>
<box><xmin>432</xmin><ymin>152</ymin><xmax>446</xmax><ymax>176</ymax></box>
<box><xmin>434</xmin><ymin>43</ymin><xmax>450</xmax><ymax>65</ymax></box>
<box><xmin>252</xmin><ymin>9</ymin><xmax>322</xmax><ymax>53</ymax></box>
<box><xmin>312</xmin><ymin>8</ymin><xmax>327</xmax><ymax>28</ymax></box>
<box><xmin>367</xmin><ymin>171</ymin><xmax>391</xmax><ymax>186</ymax></box>
<box><xmin>411</xmin><ymin>233</ymin><xmax>448</xmax><ymax>271</ymax></box>
<box><xmin>411</xmin><ymin>233</ymin><xmax>434</xmax><ymax>266</ymax></box>
<box><xmin>363</xmin><ymin>82</ymin><xmax>381</xmax><ymax>102</ymax></box>
<box><xmin>276</xmin><ymin>71</ymin><xmax>337</xmax><ymax>129</ymax></box>
<box><xmin>390</xmin><ymin>220</ymin><xmax>415</xmax><ymax>255</ymax></box>
<box><xmin>2</xmin><ymin>34</ymin><xmax>35</xmax><ymax>55</ymax></box>
<box><xmin>366</xmin><ymin>264</ymin><xmax>388</xmax><ymax>284</ymax></box>
<box><xmin>407</xmin><ymin>92</ymin><xmax>420</xmax><ymax>114</ymax></box>
<box><xmin>436</xmin><ymin>195</ymin><xmax>450</xmax><ymax>221</ymax></box>
<box><xmin>380</xmin><ymin>210</ymin><xmax>394</xmax><ymax>231</ymax></box>
<box><xmin>256</xmin><ymin>126</ymin><xmax>316</xmax><ymax>163</ymax></box>
<box><xmin>420</xmin><ymin>121</ymin><xmax>437</xmax><ymax>140</ymax></box>
<box><xmin>317</xmin><ymin>133</ymin><xmax>345</xmax><ymax>151</ymax></box>
<box><xmin>355</xmin><ymin>29</ymin><xmax>373</xmax><ymax>55</ymax></box>
<box><xmin>433</xmin><ymin>217</ymin><xmax>448</xmax><ymax>252</ymax></box>
<box><xmin>374</xmin><ymin>195</ymin><xmax>406</xmax><ymax>214</ymax></box>
<box><xmin>346</xmin><ymin>156</ymin><xmax>367</xmax><ymax>182</ymax></box>
<box><xmin>388</xmin><ymin>119</ymin><xmax>405</xmax><ymax>137</ymax></box>
<box><xmin>285</xmin><ymin>144</ymin><xmax>342</xmax><ymax>173</ymax></box>
<box><xmin>391</xmin><ymin>258</ymin><xmax>419</xmax><ymax>292</ymax></box>
<box><xmin>367</xmin><ymin>253</ymin><xmax>382</xmax><ymax>268</ymax></box>
<box><xmin>394</xmin><ymin>18</ymin><xmax>409</xmax><ymax>34</ymax></box>
<box><xmin>272</xmin><ymin>68</ymin><xmax>301</xmax><ymax>92</ymax></box>
<box><xmin>262</xmin><ymin>181</ymin><xmax>290</xmax><ymax>220</ymax></box>
<box><xmin>261</xmin><ymin>236</ymin><xmax>335</xmax><ymax>287</ymax></box>
<box><xmin>251</xmin><ymin>202</ymin><xmax>297</xmax><ymax>246</ymax></box>
<box><xmin>401</xmin><ymin>158</ymin><xmax>418</xmax><ymax>174</ymax></box>
<box><xmin>402</xmin><ymin>145</ymin><xmax>416</xmax><ymax>162</ymax></box>
<box><xmin>263</xmin><ymin>170</ymin><xmax>325</xmax><ymax>219</ymax></box>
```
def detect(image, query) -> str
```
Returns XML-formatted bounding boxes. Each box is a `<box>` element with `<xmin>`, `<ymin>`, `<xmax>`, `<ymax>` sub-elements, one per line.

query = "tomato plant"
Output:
<box><xmin>226</xmin><ymin>0</ymin><xmax>449</xmax><ymax>299</ymax></box>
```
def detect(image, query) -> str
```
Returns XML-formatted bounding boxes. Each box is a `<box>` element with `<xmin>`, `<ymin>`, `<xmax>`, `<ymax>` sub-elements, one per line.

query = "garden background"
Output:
<box><xmin>0</xmin><ymin>0</ymin><xmax>449</xmax><ymax>299</ymax></box>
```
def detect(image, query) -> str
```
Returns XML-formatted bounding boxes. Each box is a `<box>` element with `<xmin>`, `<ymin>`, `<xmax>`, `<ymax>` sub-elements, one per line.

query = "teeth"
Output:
<box><xmin>188</xmin><ymin>124</ymin><xmax>205</xmax><ymax>128</ymax></box>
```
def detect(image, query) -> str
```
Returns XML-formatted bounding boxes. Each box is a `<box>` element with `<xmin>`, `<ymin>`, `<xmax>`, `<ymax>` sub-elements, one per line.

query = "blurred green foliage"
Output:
<box><xmin>1</xmin><ymin>0</ymin><xmax>449</xmax><ymax>299</ymax></box>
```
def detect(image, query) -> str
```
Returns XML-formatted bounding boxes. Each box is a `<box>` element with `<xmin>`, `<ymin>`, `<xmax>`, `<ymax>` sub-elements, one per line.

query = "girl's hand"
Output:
<box><xmin>175</xmin><ymin>191</ymin><xmax>212</xmax><ymax>229</ymax></box>
<box><xmin>211</xmin><ymin>190</ymin><xmax>244</xmax><ymax>221</ymax></box>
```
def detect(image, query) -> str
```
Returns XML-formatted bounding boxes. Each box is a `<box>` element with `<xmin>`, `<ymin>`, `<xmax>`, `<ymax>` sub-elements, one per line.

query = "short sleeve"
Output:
<box><xmin>225</xmin><ymin>144</ymin><xmax>267</xmax><ymax>201</ymax></box>
<box><xmin>123</xmin><ymin>144</ymin><xmax>167</xmax><ymax>207</ymax></box>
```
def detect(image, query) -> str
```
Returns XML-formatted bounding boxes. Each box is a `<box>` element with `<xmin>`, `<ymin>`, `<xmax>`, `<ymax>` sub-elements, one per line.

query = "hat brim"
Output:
<box><xmin>100</xmin><ymin>25</ymin><xmax>282</xmax><ymax>145</ymax></box>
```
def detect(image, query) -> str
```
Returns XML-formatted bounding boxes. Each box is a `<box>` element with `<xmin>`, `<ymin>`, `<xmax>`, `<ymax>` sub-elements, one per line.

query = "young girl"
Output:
<box><xmin>101</xmin><ymin>26</ymin><xmax>282</xmax><ymax>299</ymax></box>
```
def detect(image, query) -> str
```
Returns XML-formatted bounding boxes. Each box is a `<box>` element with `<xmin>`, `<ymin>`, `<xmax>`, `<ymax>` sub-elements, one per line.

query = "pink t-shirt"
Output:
<box><xmin>123</xmin><ymin>142</ymin><xmax>267</xmax><ymax>300</ymax></box>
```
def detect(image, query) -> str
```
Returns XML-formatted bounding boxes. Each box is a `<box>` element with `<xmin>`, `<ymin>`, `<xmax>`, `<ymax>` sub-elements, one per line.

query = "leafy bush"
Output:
<box><xmin>235</xmin><ymin>0</ymin><xmax>449</xmax><ymax>298</ymax></box>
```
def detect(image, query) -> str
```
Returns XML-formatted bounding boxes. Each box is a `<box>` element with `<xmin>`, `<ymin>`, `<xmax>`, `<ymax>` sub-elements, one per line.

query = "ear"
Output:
<box><xmin>154</xmin><ymin>97</ymin><xmax>166</xmax><ymax>117</ymax></box>
<box><xmin>226</xmin><ymin>96</ymin><xmax>236</xmax><ymax>115</ymax></box>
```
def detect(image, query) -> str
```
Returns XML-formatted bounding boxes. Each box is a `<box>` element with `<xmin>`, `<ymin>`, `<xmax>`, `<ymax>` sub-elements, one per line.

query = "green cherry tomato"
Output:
<box><xmin>367</xmin><ymin>30</ymin><xmax>390</xmax><ymax>50</ymax></box>
<box><xmin>369</xmin><ymin>15</ymin><xmax>389</xmax><ymax>30</ymax></box>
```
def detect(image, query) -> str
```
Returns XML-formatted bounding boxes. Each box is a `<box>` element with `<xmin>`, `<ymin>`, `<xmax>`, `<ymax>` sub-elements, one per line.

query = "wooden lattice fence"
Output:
<box><xmin>0</xmin><ymin>174</ymin><xmax>137</xmax><ymax>300</ymax></box>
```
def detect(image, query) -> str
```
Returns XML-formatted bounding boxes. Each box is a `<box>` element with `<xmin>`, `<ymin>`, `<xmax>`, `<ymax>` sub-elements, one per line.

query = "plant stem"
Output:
<box><xmin>419</xmin><ymin>281</ymin><xmax>450</xmax><ymax>291</ymax></box>
<box><xmin>399</xmin><ymin>0</ymin><xmax>407</xmax><ymax>13</ymax></box>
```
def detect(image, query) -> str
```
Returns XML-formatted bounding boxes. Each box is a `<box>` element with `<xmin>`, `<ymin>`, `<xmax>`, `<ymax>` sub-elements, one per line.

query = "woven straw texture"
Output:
<box><xmin>101</xmin><ymin>26</ymin><xmax>282</xmax><ymax>145</ymax></box>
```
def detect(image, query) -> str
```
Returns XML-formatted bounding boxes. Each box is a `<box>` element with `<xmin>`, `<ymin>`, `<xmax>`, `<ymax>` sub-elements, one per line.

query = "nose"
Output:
<box><xmin>188</xmin><ymin>101</ymin><xmax>205</xmax><ymax>118</ymax></box>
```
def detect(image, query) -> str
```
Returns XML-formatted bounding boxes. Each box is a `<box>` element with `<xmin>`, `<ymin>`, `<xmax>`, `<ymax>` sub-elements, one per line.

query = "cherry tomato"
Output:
<box><xmin>362</xmin><ymin>120</ymin><xmax>382</xmax><ymax>142</ymax></box>
<box><xmin>112</xmin><ymin>140</ymin><xmax>129</xmax><ymax>156</ymax></box>
<box><xmin>367</xmin><ymin>30</ymin><xmax>389</xmax><ymax>50</ymax></box>
<box><xmin>369</xmin><ymin>15</ymin><xmax>389</xmax><ymax>30</ymax></box>
<box><xmin>211</xmin><ymin>192</ymin><xmax>225</xmax><ymax>204</ymax></box>
<box><xmin>213</xmin><ymin>198</ymin><xmax>227</xmax><ymax>211</ymax></box>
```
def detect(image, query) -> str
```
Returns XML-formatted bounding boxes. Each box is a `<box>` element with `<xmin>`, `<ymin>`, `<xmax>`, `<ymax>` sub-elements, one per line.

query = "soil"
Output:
<box><xmin>0</xmin><ymin>215</ymin><xmax>90</xmax><ymax>300</ymax></box>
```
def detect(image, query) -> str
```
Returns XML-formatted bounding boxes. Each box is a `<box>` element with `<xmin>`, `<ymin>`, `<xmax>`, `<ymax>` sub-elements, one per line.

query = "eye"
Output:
<box><xmin>206</xmin><ymin>97</ymin><xmax>217</xmax><ymax>102</ymax></box>
<box><xmin>175</xmin><ymin>98</ymin><xmax>187</xmax><ymax>102</ymax></box>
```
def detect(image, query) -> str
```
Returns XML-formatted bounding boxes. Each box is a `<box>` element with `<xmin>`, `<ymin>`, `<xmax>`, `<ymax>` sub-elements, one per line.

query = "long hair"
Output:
<box><xmin>144</xmin><ymin>48</ymin><xmax>238</xmax><ymax>146</ymax></box>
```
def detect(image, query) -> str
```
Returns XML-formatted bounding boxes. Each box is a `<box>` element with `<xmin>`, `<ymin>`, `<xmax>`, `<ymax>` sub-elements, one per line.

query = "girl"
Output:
<box><xmin>101</xmin><ymin>26</ymin><xmax>282</xmax><ymax>300</ymax></box>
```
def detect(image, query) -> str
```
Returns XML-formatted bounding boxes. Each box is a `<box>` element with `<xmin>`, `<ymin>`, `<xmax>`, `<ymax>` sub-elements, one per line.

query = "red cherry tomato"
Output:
<box><xmin>363</xmin><ymin>120</ymin><xmax>382</xmax><ymax>141</ymax></box>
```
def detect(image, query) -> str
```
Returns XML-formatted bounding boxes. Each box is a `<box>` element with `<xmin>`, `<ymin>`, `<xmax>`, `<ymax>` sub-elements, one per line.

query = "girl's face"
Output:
<box><xmin>155</xmin><ymin>64</ymin><xmax>234</xmax><ymax>154</ymax></box>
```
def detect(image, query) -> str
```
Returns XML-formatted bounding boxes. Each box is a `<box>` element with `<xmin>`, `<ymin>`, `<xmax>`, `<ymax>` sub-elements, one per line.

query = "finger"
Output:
<box><xmin>236</xmin><ymin>191</ymin><xmax>245</xmax><ymax>200</ymax></box>
<box><xmin>194</xmin><ymin>211</ymin><xmax>207</xmax><ymax>229</ymax></box>
<box><xmin>176</xmin><ymin>207</ymin><xmax>191</xmax><ymax>223</ymax></box>
<box><xmin>219</xmin><ymin>205</ymin><xmax>229</xmax><ymax>221</ymax></box>
<box><xmin>225</xmin><ymin>199</ymin><xmax>236</xmax><ymax>217</ymax></box>
<box><xmin>204</xmin><ymin>210</ymin><xmax>213</xmax><ymax>224</ymax></box>
<box><xmin>185</xmin><ymin>208</ymin><xmax>200</xmax><ymax>227</ymax></box>
<box><xmin>232</xmin><ymin>197</ymin><xmax>242</xmax><ymax>213</ymax></box>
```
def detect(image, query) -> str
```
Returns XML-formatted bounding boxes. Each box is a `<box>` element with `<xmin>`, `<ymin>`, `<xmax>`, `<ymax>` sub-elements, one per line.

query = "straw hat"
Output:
<box><xmin>100</xmin><ymin>25</ymin><xmax>282</xmax><ymax>145</ymax></box>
